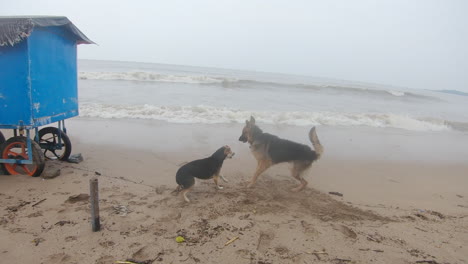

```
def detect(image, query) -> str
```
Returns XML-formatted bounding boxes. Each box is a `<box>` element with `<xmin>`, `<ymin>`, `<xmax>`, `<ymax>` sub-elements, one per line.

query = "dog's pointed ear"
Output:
<box><xmin>245</xmin><ymin>119</ymin><xmax>249</xmax><ymax>125</ymax></box>
<box><xmin>250</xmin><ymin>116</ymin><xmax>255</xmax><ymax>125</ymax></box>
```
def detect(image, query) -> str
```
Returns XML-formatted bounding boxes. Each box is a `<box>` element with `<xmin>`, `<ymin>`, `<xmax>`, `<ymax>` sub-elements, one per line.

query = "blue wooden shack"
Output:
<box><xmin>0</xmin><ymin>16</ymin><xmax>93</xmax><ymax>176</ymax></box>
<box><xmin>0</xmin><ymin>16</ymin><xmax>94</xmax><ymax>129</ymax></box>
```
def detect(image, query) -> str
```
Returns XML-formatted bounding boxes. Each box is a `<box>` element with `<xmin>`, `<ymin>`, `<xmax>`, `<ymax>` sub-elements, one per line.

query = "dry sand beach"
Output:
<box><xmin>1</xmin><ymin>118</ymin><xmax>468</xmax><ymax>264</ymax></box>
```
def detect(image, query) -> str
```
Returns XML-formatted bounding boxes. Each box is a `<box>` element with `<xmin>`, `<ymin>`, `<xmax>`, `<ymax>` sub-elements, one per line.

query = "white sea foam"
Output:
<box><xmin>79</xmin><ymin>71</ymin><xmax>234</xmax><ymax>84</ymax></box>
<box><xmin>386</xmin><ymin>90</ymin><xmax>405</xmax><ymax>96</ymax></box>
<box><xmin>78</xmin><ymin>71</ymin><xmax>436</xmax><ymax>101</ymax></box>
<box><xmin>79</xmin><ymin>103</ymin><xmax>451</xmax><ymax>132</ymax></box>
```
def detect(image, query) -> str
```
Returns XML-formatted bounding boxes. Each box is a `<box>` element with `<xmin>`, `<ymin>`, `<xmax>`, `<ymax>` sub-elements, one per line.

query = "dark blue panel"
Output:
<box><xmin>28</xmin><ymin>26</ymin><xmax>79</xmax><ymax>126</ymax></box>
<box><xmin>0</xmin><ymin>40</ymin><xmax>32</xmax><ymax>128</ymax></box>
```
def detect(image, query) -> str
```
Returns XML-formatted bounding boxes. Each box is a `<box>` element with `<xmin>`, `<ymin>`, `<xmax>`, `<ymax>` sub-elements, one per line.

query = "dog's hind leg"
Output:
<box><xmin>220</xmin><ymin>174</ymin><xmax>229</xmax><ymax>183</ymax></box>
<box><xmin>213</xmin><ymin>175</ymin><xmax>224</xmax><ymax>190</ymax></box>
<box><xmin>179</xmin><ymin>176</ymin><xmax>195</xmax><ymax>203</ymax></box>
<box><xmin>247</xmin><ymin>159</ymin><xmax>272</xmax><ymax>188</ymax></box>
<box><xmin>180</xmin><ymin>186</ymin><xmax>193</xmax><ymax>203</ymax></box>
<box><xmin>290</xmin><ymin>161</ymin><xmax>310</xmax><ymax>192</ymax></box>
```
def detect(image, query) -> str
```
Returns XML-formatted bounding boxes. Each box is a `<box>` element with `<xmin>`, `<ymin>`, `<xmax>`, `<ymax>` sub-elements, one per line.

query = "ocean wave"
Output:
<box><xmin>79</xmin><ymin>71</ymin><xmax>235</xmax><ymax>84</ymax></box>
<box><xmin>79</xmin><ymin>103</ymin><xmax>452</xmax><ymax>132</ymax></box>
<box><xmin>386</xmin><ymin>90</ymin><xmax>405</xmax><ymax>96</ymax></box>
<box><xmin>79</xmin><ymin>71</ymin><xmax>436</xmax><ymax>101</ymax></box>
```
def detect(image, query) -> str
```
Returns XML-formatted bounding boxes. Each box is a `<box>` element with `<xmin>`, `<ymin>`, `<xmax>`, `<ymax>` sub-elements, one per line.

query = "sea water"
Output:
<box><xmin>78</xmin><ymin>60</ymin><xmax>468</xmax><ymax>133</ymax></box>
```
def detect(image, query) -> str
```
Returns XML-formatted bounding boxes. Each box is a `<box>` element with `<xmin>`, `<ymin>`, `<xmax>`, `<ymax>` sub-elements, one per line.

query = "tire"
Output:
<box><xmin>36</xmin><ymin>127</ymin><xmax>72</xmax><ymax>161</ymax></box>
<box><xmin>0</xmin><ymin>136</ymin><xmax>45</xmax><ymax>177</ymax></box>
<box><xmin>0</xmin><ymin>131</ymin><xmax>5</xmax><ymax>145</ymax></box>
<box><xmin>0</xmin><ymin>132</ymin><xmax>4</xmax><ymax>175</ymax></box>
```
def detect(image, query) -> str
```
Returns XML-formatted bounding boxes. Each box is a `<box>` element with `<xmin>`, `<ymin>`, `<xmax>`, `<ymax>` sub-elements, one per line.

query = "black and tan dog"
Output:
<box><xmin>239</xmin><ymin>116</ymin><xmax>323</xmax><ymax>192</ymax></box>
<box><xmin>175</xmin><ymin>146</ymin><xmax>235</xmax><ymax>202</ymax></box>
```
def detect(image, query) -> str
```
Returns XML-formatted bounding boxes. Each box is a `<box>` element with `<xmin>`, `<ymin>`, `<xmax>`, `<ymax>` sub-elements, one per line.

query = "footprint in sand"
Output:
<box><xmin>236</xmin><ymin>249</ymin><xmax>255</xmax><ymax>259</ymax></box>
<box><xmin>257</xmin><ymin>230</ymin><xmax>275</xmax><ymax>252</ymax></box>
<box><xmin>96</xmin><ymin>255</ymin><xmax>114</xmax><ymax>264</ymax></box>
<box><xmin>99</xmin><ymin>240</ymin><xmax>116</xmax><ymax>248</ymax></box>
<box><xmin>65</xmin><ymin>236</ymin><xmax>77</xmax><ymax>242</ymax></box>
<box><xmin>333</xmin><ymin>224</ymin><xmax>358</xmax><ymax>239</ymax></box>
<box><xmin>27</xmin><ymin>211</ymin><xmax>43</xmax><ymax>218</ymax></box>
<box><xmin>274</xmin><ymin>246</ymin><xmax>291</xmax><ymax>257</ymax></box>
<box><xmin>300</xmin><ymin>220</ymin><xmax>319</xmax><ymax>237</ymax></box>
<box><xmin>46</xmin><ymin>253</ymin><xmax>71</xmax><ymax>263</ymax></box>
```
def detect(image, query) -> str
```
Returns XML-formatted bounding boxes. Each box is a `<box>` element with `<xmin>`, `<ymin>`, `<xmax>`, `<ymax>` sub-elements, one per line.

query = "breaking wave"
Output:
<box><xmin>79</xmin><ymin>71</ymin><xmax>436</xmax><ymax>101</ymax></box>
<box><xmin>79</xmin><ymin>103</ymin><xmax>453</xmax><ymax>132</ymax></box>
<box><xmin>79</xmin><ymin>71</ymin><xmax>232</xmax><ymax>84</ymax></box>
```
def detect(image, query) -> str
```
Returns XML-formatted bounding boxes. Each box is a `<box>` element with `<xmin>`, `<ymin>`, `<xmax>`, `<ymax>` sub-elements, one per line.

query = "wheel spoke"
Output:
<box><xmin>2</xmin><ymin>136</ymin><xmax>45</xmax><ymax>176</ymax></box>
<box><xmin>7</xmin><ymin>150</ymin><xmax>19</xmax><ymax>157</ymax></box>
<box><xmin>51</xmin><ymin>150</ymin><xmax>61</xmax><ymax>159</ymax></box>
<box><xmin>41</xmin><ymin>135</ymin><xmax>56</xmax><ymax>142</ymax></box>
<box><xmin>20</xmin><ymin>165</ymin><xmax>33</xmax><ymax>175</ymax></box>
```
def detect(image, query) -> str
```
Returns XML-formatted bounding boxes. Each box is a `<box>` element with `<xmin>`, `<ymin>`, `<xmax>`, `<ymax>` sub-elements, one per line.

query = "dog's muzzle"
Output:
<box><xmin>227</xmin><ymin>152</ymin><xmax>235</xmax><ymax>159</ymax></box>
<box><xmin>239</xmin><ymin>135</ymin><xmax>247</xmax><ymax>142</ymax></box>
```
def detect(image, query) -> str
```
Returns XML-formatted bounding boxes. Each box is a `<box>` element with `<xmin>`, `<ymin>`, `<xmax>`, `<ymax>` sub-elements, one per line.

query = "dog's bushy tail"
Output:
<box><xmin>309</xmin><ymin>127</ymin><xmax>324</xmax><ymax>158</ymax></box>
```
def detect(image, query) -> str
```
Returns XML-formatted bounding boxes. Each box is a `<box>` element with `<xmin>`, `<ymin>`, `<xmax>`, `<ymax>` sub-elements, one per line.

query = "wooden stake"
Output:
<box><xmin>90</xmin><ymin>177</ymin><xmax>100</xmax><ymax>232</ymax></box>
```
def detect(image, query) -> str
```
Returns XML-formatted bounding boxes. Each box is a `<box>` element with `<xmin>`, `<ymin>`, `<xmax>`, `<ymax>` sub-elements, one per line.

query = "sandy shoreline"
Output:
<box><xmin>1</xmin><ymin>118</ymin><xmax>467</xmax><ymax>263</ymax></box>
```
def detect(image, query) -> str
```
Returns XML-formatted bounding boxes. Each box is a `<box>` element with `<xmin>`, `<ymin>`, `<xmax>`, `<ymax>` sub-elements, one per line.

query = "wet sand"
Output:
<box><xmin>0</xmin><ymin>118</ymin><xmax>467</xmax><ymax>264</ymax></box>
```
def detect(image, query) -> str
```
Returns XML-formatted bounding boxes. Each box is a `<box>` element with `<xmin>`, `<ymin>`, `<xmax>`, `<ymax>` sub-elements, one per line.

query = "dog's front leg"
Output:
<box><xmin>213</xmin><ymin>175</ymin><xmax>224</xmax><ymax>190</ymax></box>
<box><xmin>247</xmin><ymin>160</ymin><xmax>271</xmax><ymax>188</ymax></box>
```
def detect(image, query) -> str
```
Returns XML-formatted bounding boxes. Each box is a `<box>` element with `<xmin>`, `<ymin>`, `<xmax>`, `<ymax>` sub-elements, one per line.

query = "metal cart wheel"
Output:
<box><xmin>0</xmin><ymin>131</ymin><xmax>5</xmax><ymax>145</ymax></box>
<box><xmin>36</xmin><ymin>127</ymin><xmax>72</xmax><ymax>161</ymax></box>
<box><xmin>0</xmin><ymin>136</ymin><xmax>45</xmax><ymax>177</ymax></box>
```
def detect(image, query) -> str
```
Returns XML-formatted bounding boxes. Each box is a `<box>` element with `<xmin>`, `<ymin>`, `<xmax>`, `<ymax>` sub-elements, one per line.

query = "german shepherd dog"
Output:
<box><xmin>175</xmin><ymin>146</ymin><xmax>235</xmax><ymax>202</ymax></box>
<box><xmin>239</xmin><ymin>116</ymin><xmax>323</xmax><ymax>192</ymax></box>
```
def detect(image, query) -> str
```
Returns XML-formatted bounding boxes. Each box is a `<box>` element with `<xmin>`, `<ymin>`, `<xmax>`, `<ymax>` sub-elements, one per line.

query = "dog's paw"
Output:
<box><xmin>290</xmin><ymin>185</ymin><xmax>305</xmax><ymax>192</ymax></box>
<box><xmin>216</xmin><ymin>185</ymin><xmax>224</xmax><ymax>190</ymax></box>
<box><xmin>246</xmin><ymin>182</ymin><xmax>255</xmax><ymax>188</ymax></box>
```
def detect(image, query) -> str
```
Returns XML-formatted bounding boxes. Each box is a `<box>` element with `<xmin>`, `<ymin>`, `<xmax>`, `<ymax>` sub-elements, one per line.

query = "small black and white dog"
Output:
<box><xmin>175</xmin><ymin>145</ymin><xmax>235</xmax><ymax>202</ymax></box>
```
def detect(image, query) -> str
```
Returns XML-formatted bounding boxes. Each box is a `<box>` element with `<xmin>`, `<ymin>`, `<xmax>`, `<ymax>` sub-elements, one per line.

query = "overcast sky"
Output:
<box><xmin>1</xmin><ymin>0</ymin><xmax>467</xmax><ymax>91</ymax></box>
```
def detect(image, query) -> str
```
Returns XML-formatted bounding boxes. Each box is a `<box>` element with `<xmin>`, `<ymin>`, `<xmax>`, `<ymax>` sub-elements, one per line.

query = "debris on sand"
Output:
<box><xmin>116</xmin><ymin>260</ymin><xmax>153</xmax><ymax>264</ymax></box>
<box><xmin>32</xmin><ymin>238</ymin><xmax>45</xmax><ymax>246</ymax></box>
<box><xmin>329</xmin><ymin>192</ymin><xmax>344</xmax><ymax>197</ymax></box>
<box><xmin>67</xmin><ymin>153</ymin><xmax>83</xmax><ymax>164</ymax></box>
<box><xmin>32</xmin><ymin>198</ymin><xmax>47</xmax><ymax>207</ymax></box>
<box><xmin>428</xmin><ymin>210</ymin><xmax>445</xmax><ymax>219</ymax></box>
<box><xmin>176</xmin><ymin>236</ymin><xmax>185</xmax><ymax>243</ymax></box>
<box><xmin>6</xmin><ymin>201</ymin><xmax>31</xmax><ymax>212</ymax></box>
<box><xmin>359</xmin><ymin>248</ymin><xmax>384</xmax><ymax>253</ymax></box>
<box><xmin>42</xmin><ymin>168</ymin><xmax>61</xmax><ymax>179</ymax></box>
<box><xmin>55</xmin><ymin>220</ymin><xmax>75</xmax><ymax>226</ymax></box>
<box><xmin>66</xmin><ymin>194</ymin><xmax>90</xmax><ymax>204</ymax></box>
<box><xmin>334</xmin><ymin>224</ymin><xmax>357</xmax><ymax>239</ymax></box>
<box><xmin>224</xmin><ymin>236</ymin><xmax>239</xmax><ymax>246</ymax></box>
<box><xmin>415</xmin><ymin>260</ymin><xmax>439</xmax><ymax>264</ymax></box>
<box><xmin>305</xmin><ymin>251</ymin><xmax>328</xmax><ymax>260</ymax></box>
<box><xmin>113</xmin><ymin>205</ymin><xmax>132</xmax><ymax>216</ymax></box>
<box><xmin>332</xmin><ymin>258</ymin><xmax>352</xmax><ymax>264</ymax></box>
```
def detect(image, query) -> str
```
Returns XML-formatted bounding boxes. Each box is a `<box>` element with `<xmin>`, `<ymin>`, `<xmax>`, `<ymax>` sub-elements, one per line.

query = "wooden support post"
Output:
<box><xmin>90</xmin><ymin>177</ymin><xmax>100</xmax><ymax>232</ymax></box>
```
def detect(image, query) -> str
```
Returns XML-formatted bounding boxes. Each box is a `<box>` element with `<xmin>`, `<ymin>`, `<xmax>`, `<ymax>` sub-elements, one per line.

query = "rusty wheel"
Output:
<box><xmin>0</xmin><ymin>136</ymin><xmax>45</xmax><ymax>177</ymax></box>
